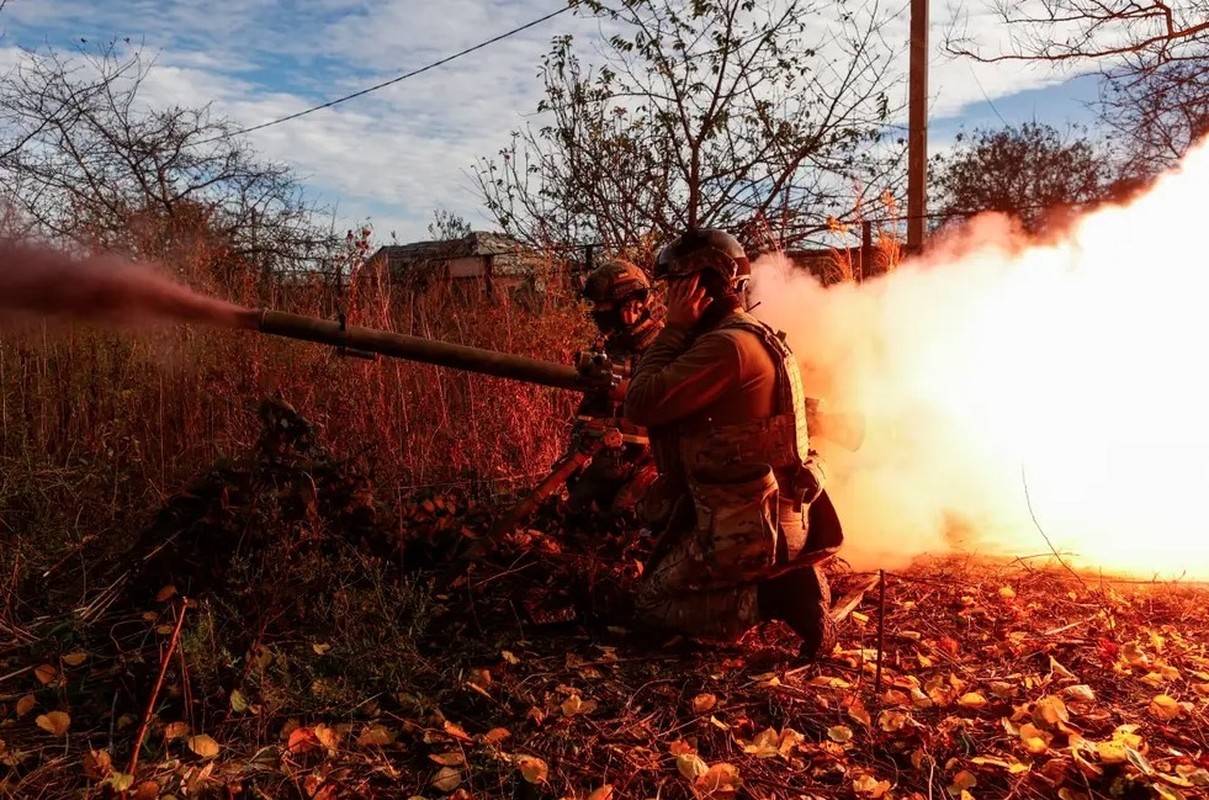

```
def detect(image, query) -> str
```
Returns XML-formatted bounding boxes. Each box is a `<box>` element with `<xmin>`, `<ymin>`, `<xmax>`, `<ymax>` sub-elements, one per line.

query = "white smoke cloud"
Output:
<box><xmin>750</xmin><ymin>141</ymin><xmax>1209</xmax><ymax>577</ymax></box>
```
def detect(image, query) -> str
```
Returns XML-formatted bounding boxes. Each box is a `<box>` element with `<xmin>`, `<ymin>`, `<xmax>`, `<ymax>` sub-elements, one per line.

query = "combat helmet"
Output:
<box><xmin>581</xmin><ymin>259</ymin><xmax>651</xmax><ymax>305</ymax></box>
<box><xmin>654</xmin><ymin>228</ymin><xmax>750</xmax><ymax>290</ymax></box>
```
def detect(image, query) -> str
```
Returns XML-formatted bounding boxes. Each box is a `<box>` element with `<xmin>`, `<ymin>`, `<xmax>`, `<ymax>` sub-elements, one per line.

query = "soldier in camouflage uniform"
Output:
<box><xmin>561</xmin><ymin>260</ymin><xmax>663</xmax><ymax>518</ymax></box>
<box><xmin>623</xmin><ymin>230</ymin><xmax>843</xmax><ymax>660</ymax></box>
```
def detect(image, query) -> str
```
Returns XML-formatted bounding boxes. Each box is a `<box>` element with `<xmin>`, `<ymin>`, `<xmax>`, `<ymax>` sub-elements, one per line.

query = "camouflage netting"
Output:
<box><xmin>115</xmin><ymin>398</ymin><xmax>394</xmax><ymax>615</ymax></box>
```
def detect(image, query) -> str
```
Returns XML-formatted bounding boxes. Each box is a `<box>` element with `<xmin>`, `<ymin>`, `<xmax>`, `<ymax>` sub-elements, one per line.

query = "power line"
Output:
<box><xmin>196</xmin><ymin>5</ymin><xmax>573</xmax><ymax>144</ymax></box>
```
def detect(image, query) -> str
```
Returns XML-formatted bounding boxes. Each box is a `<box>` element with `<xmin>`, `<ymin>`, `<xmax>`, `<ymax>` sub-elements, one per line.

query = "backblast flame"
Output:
<box><xmin>752</xmin><ymin>139</ymin><xmax>1209</xmax><ymax>579</ymax></box>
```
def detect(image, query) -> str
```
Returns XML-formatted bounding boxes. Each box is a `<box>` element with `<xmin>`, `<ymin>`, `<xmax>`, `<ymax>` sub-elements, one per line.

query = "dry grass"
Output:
<box><xmin>0</xmin><ymin>236</ymin><xmax>594</xmax><ymax>615</ymax></box>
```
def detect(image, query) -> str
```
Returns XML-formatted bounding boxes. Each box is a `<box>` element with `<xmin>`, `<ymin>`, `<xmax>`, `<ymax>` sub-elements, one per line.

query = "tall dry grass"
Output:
<box><xmin>0</xmin><ymin>225</ymin><xmax>594</xmax><ymax>591</ymax></box>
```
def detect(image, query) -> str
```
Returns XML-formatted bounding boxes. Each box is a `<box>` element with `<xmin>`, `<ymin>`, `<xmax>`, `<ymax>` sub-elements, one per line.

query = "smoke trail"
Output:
<box><xmin>0</xmin><ymin>239</ymin><xmax>248</xmax><ymax>328</ymax></box>
<box><xmin>751</xmin><ymin>140</ymin><xmax>1209</xmax><ymax>577</ymax></box>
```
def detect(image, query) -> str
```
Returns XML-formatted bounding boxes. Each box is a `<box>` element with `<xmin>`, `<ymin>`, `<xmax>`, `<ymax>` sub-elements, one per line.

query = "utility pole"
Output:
<box><xmin>907</xmin><ymin>0</ymin><xmax>929</xmax><ymax>252</ymax></box>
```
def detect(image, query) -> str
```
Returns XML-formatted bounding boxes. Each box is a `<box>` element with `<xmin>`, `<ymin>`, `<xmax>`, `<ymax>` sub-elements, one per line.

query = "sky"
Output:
<box><xmin>0</xmin><ymin>0</ymin><xmax>1104</xmax><ymax>244</ymax></box>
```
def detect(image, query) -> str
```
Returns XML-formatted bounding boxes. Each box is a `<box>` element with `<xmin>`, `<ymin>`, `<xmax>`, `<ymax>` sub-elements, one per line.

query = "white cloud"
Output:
<box><xmin>0</xmin><ymin>0</ymin><xmax>1101</xmax><ymax>242</ymax></box>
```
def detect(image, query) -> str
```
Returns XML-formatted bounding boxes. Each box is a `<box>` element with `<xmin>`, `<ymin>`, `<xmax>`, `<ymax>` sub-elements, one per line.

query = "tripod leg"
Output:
<box><xmin>490</xmin><ymin>441</ymin><xmax>602</xmax><ymax>539</ymax></box>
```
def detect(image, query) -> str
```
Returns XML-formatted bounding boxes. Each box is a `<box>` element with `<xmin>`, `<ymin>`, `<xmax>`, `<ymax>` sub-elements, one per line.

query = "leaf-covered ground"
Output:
<box><xmin>2</xmin><ymin>407</ymin><xmax>1208</xmax><ymax>800</ymax></box>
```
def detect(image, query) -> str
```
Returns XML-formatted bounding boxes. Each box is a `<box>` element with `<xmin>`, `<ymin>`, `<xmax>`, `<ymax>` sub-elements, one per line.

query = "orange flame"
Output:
<box><xmin>752</xmin><ymin>140</ymin><xmax>1209</xmax><ymax>579</ymax></box>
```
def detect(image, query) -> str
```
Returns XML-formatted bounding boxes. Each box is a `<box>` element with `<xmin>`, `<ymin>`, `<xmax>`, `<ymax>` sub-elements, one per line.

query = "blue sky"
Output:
<box><xmin>0</xmin><ymin>0</ymin><xmax>1106</xmax><ymax>243</ymax></box>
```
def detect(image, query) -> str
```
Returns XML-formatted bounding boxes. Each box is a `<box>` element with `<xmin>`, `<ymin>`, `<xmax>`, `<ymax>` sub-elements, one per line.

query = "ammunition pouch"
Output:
<box><xmin>678</xmin><ymin>413</ymin><xmax>802</xmax><ymax>474</ymax></box>
<box><xmin>686</xmin><ymin>462</ymin><xmax>779</xmax><ymax>587</ymax></box>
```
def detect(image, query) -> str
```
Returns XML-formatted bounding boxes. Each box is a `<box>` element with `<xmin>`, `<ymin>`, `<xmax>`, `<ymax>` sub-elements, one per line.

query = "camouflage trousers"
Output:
<box><xmin>635</xmin><ymin>463</ymin><xmax>808</xmax><ymax>640</ymax></box>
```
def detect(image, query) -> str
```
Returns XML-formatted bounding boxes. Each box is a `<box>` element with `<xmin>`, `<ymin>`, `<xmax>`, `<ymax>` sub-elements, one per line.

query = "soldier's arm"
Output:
<box><xmin>622</xmin><ymin>326</ymin><xmax>740</xmax><ymax>428</ymax></box>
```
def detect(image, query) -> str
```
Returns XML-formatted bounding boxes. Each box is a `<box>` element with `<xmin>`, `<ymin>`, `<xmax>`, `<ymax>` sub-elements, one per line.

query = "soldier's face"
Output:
<box><xmin>619</xmin><ymin>297</ymin><xmax>647</xmax><ymax>327</ymax></box>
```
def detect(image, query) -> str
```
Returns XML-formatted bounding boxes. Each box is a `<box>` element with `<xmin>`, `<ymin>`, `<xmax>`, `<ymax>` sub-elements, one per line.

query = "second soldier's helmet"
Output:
<box><xmin>581</xmin><ymin>259</ymin><xmax>651</xmax><ymax>305</ymax></box>
<box><xmin>654</xmin><ymin>228</ymin><xmax>750</xmax><ymax>289</ymax></box>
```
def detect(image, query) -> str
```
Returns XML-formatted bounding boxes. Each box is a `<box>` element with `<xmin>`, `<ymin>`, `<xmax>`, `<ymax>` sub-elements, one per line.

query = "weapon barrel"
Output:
<box><xmin>240</xmin><ymin>308</ymin><xmax>589</xmax><ymax>392</ymax></box>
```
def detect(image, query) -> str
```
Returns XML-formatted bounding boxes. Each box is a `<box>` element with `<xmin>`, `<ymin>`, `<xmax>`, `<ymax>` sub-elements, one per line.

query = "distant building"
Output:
<box><xmin>363</xmin><ymin>231</ymin><xmax>537</xmax><ymax>296</ymax></box>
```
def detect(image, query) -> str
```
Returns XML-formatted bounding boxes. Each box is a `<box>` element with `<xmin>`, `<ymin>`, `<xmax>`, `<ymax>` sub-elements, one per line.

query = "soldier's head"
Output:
<box><xmin>581</xmin><ymin>259</ymin><xmax>654</xmax><ymax>337</ymax></box>
<box><xmin>654</xmin><ymin>228</ymin><xmax>750</xmax><ymax>302</ymax></box>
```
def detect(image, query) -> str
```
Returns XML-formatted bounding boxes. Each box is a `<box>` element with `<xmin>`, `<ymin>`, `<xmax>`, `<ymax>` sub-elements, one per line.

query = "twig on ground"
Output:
<box><xmin>127</xmin><ymin>596</ymin><xmax>189</xmax><ymax>779</ymax></box>
<box><xmin>875</xmin><ymin>569</ymin><xmax>886</xmax><ymax>697</ymax></box>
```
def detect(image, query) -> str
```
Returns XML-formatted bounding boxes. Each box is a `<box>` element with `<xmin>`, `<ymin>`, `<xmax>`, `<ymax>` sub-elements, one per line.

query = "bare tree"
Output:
<box><xmin>929</xmin><ymin>122</ymin><xmax>1107</xmax><ymax>232</ymax></box>
<box><xmin>947</xmin><ymin>1</ymin><xmax>1209</xmax><ymax>65</ymax></box>
<box><xmin>473</xmin><ymin>0</ymin><xmax>904</xmax><ymax>250</ymax></box>
<box><xmin>945</xmin><ymin>1</ymin><xmax>1209</xmax><ymax>178</ymax></box>
<box><xmin>0</xmin><ymin>44</ymin><xmax>336</xmax><ymax>280</ymax></box>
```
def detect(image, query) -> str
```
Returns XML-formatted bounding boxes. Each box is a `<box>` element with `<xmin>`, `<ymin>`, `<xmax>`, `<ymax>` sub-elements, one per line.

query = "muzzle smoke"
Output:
<box><xmin>0</xmin><ymin>239</ymin><xmax>248</xmax><ymax>328</ymax></box>
<box><xmin>752</xmin><ymin>139</ymin><xmax>1209</xmax><ymax>578</ymax></box>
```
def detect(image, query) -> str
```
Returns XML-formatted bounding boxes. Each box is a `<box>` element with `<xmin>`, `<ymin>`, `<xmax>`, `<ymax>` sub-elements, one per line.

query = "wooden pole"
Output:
<box><xmin>875</xmin><ymin>569</ymin><xmax>886</xmax><ymax>695</ymax></box>
<box><xmin>906</xmin><ymin>0</ymin><xmax>929</xmax><ymax>252</ymax></box>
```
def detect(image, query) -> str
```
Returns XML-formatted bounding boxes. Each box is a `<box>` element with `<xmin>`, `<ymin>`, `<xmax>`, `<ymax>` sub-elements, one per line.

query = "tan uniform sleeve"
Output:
<box><xmin>623</xmin><ymin>324</ymin><xmax>741</xmax><ymax>428</ymax></box>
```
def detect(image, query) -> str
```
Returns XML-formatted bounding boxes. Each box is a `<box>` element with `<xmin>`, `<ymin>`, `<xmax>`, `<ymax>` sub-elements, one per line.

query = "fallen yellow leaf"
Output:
<box><xmin>357</xmin><ymin>724</ymin><xmax>395</xmax><ymax>747</ymax></box>
<box><xmin>588</xmin><ymin>785</ymin><xmax>615</xmax><ymax>800</ymax></box>
<box><xmin>958</xmin><ymin>692</ymin><xmax>988</xmax><ymax>710</ymax></box>
<box><xmin>847</xmin><ymin>699</ymin><xmax>873</xmax><ymax>728</ymax></box>
<box><xmin>1032</xmin><ymin>695</ymin><xmax>1071</xmax><ymax>730</ymax></box>
<box><xmin>518</xmin><ymin>755</ymin><xmax>549</xmax><ymax>784</ymax></box>
<box><xmin>676</xmin><ymin>752</ymin><xmax>709</xmax><ymax>780</ymax></box>
<box><xmin>1148</xmin><ymin>694</ymin><xmax>1181</xmax><ymax>721</ymax></box>
<box><xmin>1019</xmin><ymin>722</ymin><xmax>1050</xmax><ymax>755</ymax></box>
<box><xmin>35</xmin><ymin>711</ymin><xmax>70</xmax><ymax>736</ymax></box>
<box><xmin>692</xmin><ymin>693</ymin><xmax>717</xmax><ymax>713</ymax></box>
<box><xmin>852</xmin><ymin>773</ymin><xmax>891</xmax><ymax>797</ymax></box>
<box><xmin>62</xmin><ymin>651</ymin><xmax>88</xmax><ymax>667</ymax></box>
<box><xmin>742</xmin><ymin>728</ymin><xmax>780</xmax><ymax>758</ymax></box>
<box><xmin>83</xmin><ymin>748</ymin><xmax>112</xmax><ymax>779</ymax></box>
<box><xmin>155</xmin><ymin>585</ymin><xmax>177</xmax><ymax>602</ymax></box>
<box><xmin>695</xmin><ymin>762</ymin><xmax>741</xmax><ymax>798</ymax></box>
<box><xmin>481</xmin><ymin>727</ymin><xmax>511</xmax><ymax>745</ymax></box>
<box><xmin>105</xmin><ymin>772</ymin><xmax>135</xmax><ymax>792</ymax></box>
<box><xmin>430</xmin><ymin>766</ymin><xmax>461</xmax><ymax>792</ymax></box>
<box><xmin>1062</xmin><ymin>684</ymin><xmax>1096</xmax><ymax>702</ymax></box>
<box><xmin>668</xmin><ymin>739</ymin><xmax>695</xmax><ymax>756</ymax></box>
<box><xmin>288</xmin><ymin>727</ymin><xmax>318</xmax><ymax>754</ymax></box>
<box><xmin>809</xmin><ymin>675</ymin><xmax>852</xmax><ymax>689</ymax></box>
<box><xmin>878</xmin><ymin>710</ymin><xmax>908</xmax><ymax>732</ymax></box>
<box><xmin>443</xmin><ymin>720</ymin><xmax>472</xmax><ymax>741</ymax></box>
<box><xmin>15</xmin><ymin>695</ymin><xmax>35</xmax><ymax>717</ymax></box>
<box><xmin>429</xmin><ymin>751</ymin><xmax>466</xmax><ymax>767</ymax></box>
<box><xmin>313</xmin><ymin>723</ymin><xmax>339</xmax><ymax>750</ymax></box>
<box><xmin>186</xmin><ymin>734</ymin><xmax>220</xmax><ymax>758</ymax></box>
<box><xmin>163</xmin><ymin>721</ymin><xmax>190</xmax><ymax>741</ymax></box>
<box><xmin>827</xmin><ymin>725</ymin><xmax>853</xmax><ymax>743</ymax></box>
<box><xmin>948</xmin><ymin>770</ymin><xmax>977</xmax><ymax>794</ymax></box>
<box><xmin>33</xmin><ymin>664</ymin><xmax>57</xmax><ymax>686</ymax></box>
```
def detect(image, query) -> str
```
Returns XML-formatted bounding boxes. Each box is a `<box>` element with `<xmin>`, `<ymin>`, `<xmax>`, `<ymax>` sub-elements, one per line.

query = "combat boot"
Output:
<box><xmin>758</xmin><ymin>565</ymin><xmax>836</xmax><ymax>661</ymax></box>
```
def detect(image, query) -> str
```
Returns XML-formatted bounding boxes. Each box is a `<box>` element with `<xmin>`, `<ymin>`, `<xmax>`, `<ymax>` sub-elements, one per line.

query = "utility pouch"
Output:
<box><xmin>688</xmin><ymin>462</ymin><xmax>779</xmax><ymax>586</ymax></box>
